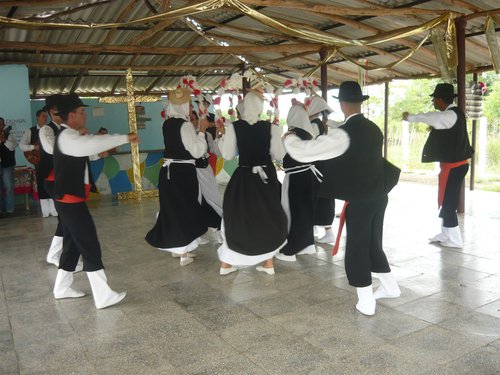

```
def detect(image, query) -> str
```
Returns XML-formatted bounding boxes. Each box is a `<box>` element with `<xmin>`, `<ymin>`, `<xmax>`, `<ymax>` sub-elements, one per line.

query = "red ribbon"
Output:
<box><xmin>438</xmin><ymin>160</ymin><xmax>468</xmax><ymax>208</ymax></box>
<box><xmin>332</xmin><ymin>201</ymin><xmax>349</xmax><ymax>256</ymax></box>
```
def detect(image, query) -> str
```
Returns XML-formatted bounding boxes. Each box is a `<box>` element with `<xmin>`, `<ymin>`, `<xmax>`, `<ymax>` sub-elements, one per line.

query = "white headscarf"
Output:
<box><xmin>306</xmin><ymin>95</ymin><xmax>333</xmax><ymax>117</ymax></box>
<box><xmin>286</xmin><ymin>104</ymin><xmax>315</xmax><ymax>137</ymax></box>
<box><xmin>242</xmin><ymin>91</ymin><xmax>263</xmax><ymax>125</ymax></box>
<box><xmin>167</xmin><ymin>102</ymin><xmax>190</xmax><ymax>121</ymax></box>
<box><xmin>236</xmin><ymin>102</ymin><xmax>245</xmax><ymax>118</ymax></box>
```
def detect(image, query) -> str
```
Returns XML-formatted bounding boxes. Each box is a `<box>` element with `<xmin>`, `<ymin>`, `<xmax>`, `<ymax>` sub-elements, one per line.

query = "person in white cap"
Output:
<box><xmin>217</xmin><ymin>90</ymin><xmax>288</xmax><ymax>276</ymax></box>
<box><xmin>52</xmin><ymin>93</ymin><xmax>139</xmax><ymax>309</ymax></box>
<box><xmin>275</xmin><ymin>102</ymin><xmax>321</xmax><ymax>262</ymax></box>
<box><xmin>403</xmin><ymin>83</ymin><xmax>472</xmax><ymax>249</ymax></box>
<box><xmin>145</xmin><ymin>88</ymin><xmax>210</xmax><ymax>266</ymax></box>
<box><xmin>284</xmin><ymin>82</ymin><xmax>401</xmax><ymax>316</ymax></box>
<box><xmin>305</xmin><ymin>95</ymin><xmax>337</xmax><ymax>244</ymax></box>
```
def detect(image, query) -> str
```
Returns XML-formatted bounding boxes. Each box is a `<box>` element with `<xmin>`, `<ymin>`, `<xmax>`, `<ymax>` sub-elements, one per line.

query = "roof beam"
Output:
<box><xmin>0</xmin><ymin>41</ymin><xmax>325</xmax><ymax>55</ymax></box>
<box><xmin>0</xmin><ymin>0</ymin><xmax>80</xmax><ymax>6</ymax></box>
<box><xmin>6</xmin><ymin>6</ymin><xmax>17</xmax><ymax>18</ymax></box>
<box><xmin>143</xmin><ymin>0</ymin><xmax>158</xmax><ymax>14</ymax></box>
<box><xmin>192</xmin><ymin>16</ymin><xmax>294</xmax><ymax>42</ymax></box>
<box><xmin>162</xmin><ymin>0</ymin><xmax>170</xmax><ymax>12</ymax></box>
<box><xmin>69</xmin><ymin>0</ymin><xmax>140</xmax><ymax>94</ymax></box>
<box><xmin>25</xmin><ymin>0</ymin><xmax>112</xmax><ymax>21</ymax></box>
<box><xmin>5</xmin><ymin>61</ymin><xmax>242</xmax><ymax>71</ymax></box>
<box><xmin>315</xmin><ymin>12</ymin><xmax>436</xmax><ymax>61</ymax></box>
<box><xmin>237</xmin><ymin>0</ymin><xmax>450</xmax><ymax>17</ymax></box>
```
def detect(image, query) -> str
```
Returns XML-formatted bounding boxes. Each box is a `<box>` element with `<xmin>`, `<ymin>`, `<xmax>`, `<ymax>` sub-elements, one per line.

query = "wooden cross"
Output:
<box><xmin>99</xmin><ymin>68</ymin><xmax>161</xmax><ymax>200</ymax></box>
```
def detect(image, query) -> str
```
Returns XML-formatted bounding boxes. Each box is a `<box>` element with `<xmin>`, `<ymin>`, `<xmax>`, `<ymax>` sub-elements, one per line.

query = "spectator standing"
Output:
<box><xmin>0</xmin><ymin>117</ymin><xmax>17</xmax><ymax>214</ymax></box>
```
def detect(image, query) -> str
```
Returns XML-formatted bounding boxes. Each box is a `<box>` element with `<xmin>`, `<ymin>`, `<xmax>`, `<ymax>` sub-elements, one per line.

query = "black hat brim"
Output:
<box><xmin>332</xmin><ymin>94</ymin><xmax>370</xmax><ymax>102</ymax></box>
<box><xmin>55</xmin><ymin>104</ymin><xmax>89</xmax><ymax>117</ymax></box>
<box><xmin>429</xmin><ymin>93</ymin><xmax>458</xmax><ymax>98</ymax></box>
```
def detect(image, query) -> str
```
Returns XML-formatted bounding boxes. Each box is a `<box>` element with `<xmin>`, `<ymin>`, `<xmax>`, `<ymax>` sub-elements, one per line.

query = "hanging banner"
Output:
<box><xmin>485</xmin><ymin>16</ymin><xmax>500</xmax><ymax>74</ymax></box>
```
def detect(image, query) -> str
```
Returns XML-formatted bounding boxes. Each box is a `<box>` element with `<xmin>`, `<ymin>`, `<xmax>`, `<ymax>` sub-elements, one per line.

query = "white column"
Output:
<box><xmin>401</xmin><ymin>120</ymin><xmax>410</xmax><ymax>172</ymax></box>
<box><xmin>477</xmin><ymin>117</ymin><xmax>488</xmax><ymax>178</ymax></box>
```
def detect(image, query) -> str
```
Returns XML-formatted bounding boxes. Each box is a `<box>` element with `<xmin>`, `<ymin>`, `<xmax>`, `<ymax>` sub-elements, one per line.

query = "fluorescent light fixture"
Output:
<box><xmin>88</xmin><ymin>70</ymin><xmax>148</xmax><ymax>76</ymax></box>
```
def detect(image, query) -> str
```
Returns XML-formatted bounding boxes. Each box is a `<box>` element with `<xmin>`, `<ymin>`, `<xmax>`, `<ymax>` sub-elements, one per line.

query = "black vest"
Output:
<box><xmin>162</xmin><ymin>117</ymin><xmax>194</xmax><ymax>160</ymax></box>
<box><xmin>283</xmin><ymin>128</ymin><xmax>312</xmax><ymax>169</ymax></box>
<box><xmin>233</xmin><ymin>120</ymin><xmax>272</xmax><ymax>166</ymax></box>
<box><xmin>421</xmin><ymin>107</ymin><xmax>473</xmax><ymax>163</ymax></box>
<box><xmin>39</xmin><ymin>122</ymin><xmax>60</xmax><ymax>173</ymax></box>
<box><xmin>0</xmin><ymin>127</ymin><xmax>16</xmax><ymax>168</ymax></box>
<box><xmin>53</xmin><ymin>128</ymin><xmax>88</xmax><ymax>199</ymax></box>
<box><xmin>318</xmin><ymin>114</ymin><xmax>386</xmax><ymax>201</ymax></box>
<box><xmin>195</xmin><ymin>133</ymin><xmax>210</xmax><ymax>168</ymax></box>
<box><xmin>29</xmin><ymin>126</ymin><xmax>39</xmax><ymax>144</ymax></box>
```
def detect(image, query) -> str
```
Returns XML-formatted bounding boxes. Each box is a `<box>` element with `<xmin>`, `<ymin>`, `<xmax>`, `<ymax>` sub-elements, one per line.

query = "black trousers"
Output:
<box><xmin>345</xmin><ymin>196</ymin><xmax>391</xmax><ymax>287</ymax></box>
<box><xmin>314</xmin><ymin>197</ymin><xmax>335</xmax><ymax>226</ymax></box>
<box><xmin>440</xmin><ymin>164</ymin><xmax>469</xmax><ymax>227</ymax></box>
<box><xmin>55</xmin><ymin>201</ymin><xmax>104</xmax><ymax>272</ymax></box>
<box><xmin>55</xmin><ymin>217</ymin><xmax>63</xmax><ymax>236</ymax></box>
<box><xmin>44</xmin><ymin>179</ymin><xmax>63</xmax><ymax>237</ymax></box>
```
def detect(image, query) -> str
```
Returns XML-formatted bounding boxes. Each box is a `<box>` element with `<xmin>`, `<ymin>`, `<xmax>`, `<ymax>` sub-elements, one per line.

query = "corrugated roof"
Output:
<box><xmin>0</xmin><ymin>0</ymin><xmax>498</xmax><ymax>97</ymax></box>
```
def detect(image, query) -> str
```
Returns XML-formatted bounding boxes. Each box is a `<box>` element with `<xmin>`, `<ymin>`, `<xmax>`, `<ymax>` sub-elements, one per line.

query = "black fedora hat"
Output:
<box><xmin>42</xmin><ymin>94</ymin><xmax>64</xmax><ymax>111</ymax></box>
<box><xmin>333</xmin><ymin>81</ymin><xmax>369</xmax><ymax>102</ymax></box>
<box><xmin>429</xmin><ymin>83</ymin><xmax>457</xmax><ymax>99</ymax></box>
<box><xmin>56</xmin><ymin>94</ymin><xmax>89</xmax><ymax>116</ymax></box>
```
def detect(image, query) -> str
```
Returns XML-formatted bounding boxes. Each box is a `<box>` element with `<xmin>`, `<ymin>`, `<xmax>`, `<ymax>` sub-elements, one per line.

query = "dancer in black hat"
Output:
<box><xmin>284</xmin><ymin>81</ymin><xmax>401</xmax><ymax>316</ymax></box>
<box><xmin>52</xmin><ymin>93</ymin><xmax>139</xmax><ymax>309</ymax></box>
<box><xmin>403</xmin><ymin>83</ymin><xmax>473</xmax><ymax>248</ymax></box>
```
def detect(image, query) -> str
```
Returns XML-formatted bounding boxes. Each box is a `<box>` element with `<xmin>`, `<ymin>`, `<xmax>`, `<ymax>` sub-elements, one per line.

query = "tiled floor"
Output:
<box><xmin>1</xmin><ymin>181</ymin><xmax>499</xmax><ymax>374</ymax></box>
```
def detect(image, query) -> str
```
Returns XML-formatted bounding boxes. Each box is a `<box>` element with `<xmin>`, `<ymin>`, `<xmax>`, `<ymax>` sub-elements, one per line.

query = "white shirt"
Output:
<box><xmin>58</xmin><ymin>125</ymin><xmax>129</xmax><ymax>157</ymax></box>
<box><xmin>179</xmin><ymin>122</ymin><xmax>208</xmax><ymax>159</ymax></box>
<box><xmin>39</xmin><ymin>122</ymin><xmax>62</xmax><ymax>155</ymax></box>
<box><xmin>58</xmin><ymin>125</ymin><xmax>130</xmax><ymax>184</ymax></box>
<box><xmin>1</xmin><ymin>132</ymin><xmax>17</xmax><ymax>151</ymax></box>
<box><xmin>207</xmin><ymin>132</ymin><xmax>221</xmax><ymax>157</ymax></box>
<box><xmin>19</xmin><ymin>126</ymin><xmax>40</xmax><ymax>152</ymax></box>
<box><xmin>219</xmin><ymin>122</ymin><xmax>285</xmax><ymax>161</ymax></box>
<box><xmin>310</xmin><ymin>116</ymin><xmax>321</xmax><ymax>139</ymax></box>
<box><xmin>407</xmin><ymin>104</ymin><xmax>457</xmax><ymax>130</ymax></box>
<box><xmin>283</xmin><ymin>113</ymin><xmax>353</xmax><ymax>163</ymax></box>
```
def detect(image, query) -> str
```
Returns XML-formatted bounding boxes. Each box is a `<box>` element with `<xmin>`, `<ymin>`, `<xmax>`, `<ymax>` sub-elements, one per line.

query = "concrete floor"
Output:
<box><xmin>1</xmin><ymin>181</ymin><xmax>499</xmax><ymax>375</ymax></box>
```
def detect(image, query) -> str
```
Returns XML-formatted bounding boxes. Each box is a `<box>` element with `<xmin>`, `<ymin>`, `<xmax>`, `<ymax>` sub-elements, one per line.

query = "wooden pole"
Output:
<box><xmin>384</xmin><ymin>81</ymin><xmax>389</xmax><ymax>159</ymax></box>
<box><xmin>456</xmin><ymin>16</ymin><xmax>466</xmax><ymax>213</ymax></box>
<box><xmin>320</xmin><ymin>49</ymin><xmax>328</xmax><ymax>101</ymax></box>
<box><xmin>242</xmin><ymin>65</ymin><xmax>250</xmax><ymax>96</ymax></box>
<box><xmin>319</xmin><ymin>48</ymin><xmax>329</xmax><ymax>133</ymax></box>
<box><xmin>470</xmin><ymin>72</ymin><xmax>478</xmax><ymax>191</ymax></box>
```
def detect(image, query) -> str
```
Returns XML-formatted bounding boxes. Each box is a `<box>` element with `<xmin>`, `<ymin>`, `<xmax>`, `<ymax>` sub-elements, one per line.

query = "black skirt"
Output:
<box><xmin>313</xmin><ymin>160</ymin><xmax>335</xmax><ymax>225</ymax></box>
<box><xmin>145</xmin><ymin>163</ymin><xmax>207</xmax><ymax>250</ymax></box>
<box><xmin>222</xmin><ymin>164</ymin><xmax>287</xmax><ymax>256</ymax></box>
<box><xmin>281</xmin><ymin>169</ymin><xmax>319</xmax><ymax>255</ymax></box>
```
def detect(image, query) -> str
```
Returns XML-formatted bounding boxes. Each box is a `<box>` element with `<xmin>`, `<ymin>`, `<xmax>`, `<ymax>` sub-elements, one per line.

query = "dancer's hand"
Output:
<box><xmin>198</xmin><ymin>118</ymin><xmax>210</xmax><ymax>133</ymax></box>
<box><xmin>128</xmin><ymin>133</ymin><xmax>140</xmax><ymax>144</ymax></box>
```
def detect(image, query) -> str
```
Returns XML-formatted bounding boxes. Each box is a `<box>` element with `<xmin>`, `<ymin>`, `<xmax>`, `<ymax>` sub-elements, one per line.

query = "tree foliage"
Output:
<box><xmin>482</xmin><ymin>73</ymin><xmax>500</xmax><ymax>125</ymax></box>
